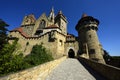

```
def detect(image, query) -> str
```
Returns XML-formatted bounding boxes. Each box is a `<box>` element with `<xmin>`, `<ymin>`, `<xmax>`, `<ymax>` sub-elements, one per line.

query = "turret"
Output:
<box><xmin>55</xmin><ymin>10</ymin><xmax>67</xmax><ymax>35</ymax></box>
<box><xmin>76</xmin><ymin>14</ymin><xmax>105</xmax><ymax>64</ymax></box>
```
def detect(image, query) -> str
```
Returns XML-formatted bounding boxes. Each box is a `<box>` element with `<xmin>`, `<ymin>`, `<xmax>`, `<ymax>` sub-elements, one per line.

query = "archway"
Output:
<box><xmin>68</xmin><ymin>49</ymin><xmax>75</xmax><ymax>58</ymax></box>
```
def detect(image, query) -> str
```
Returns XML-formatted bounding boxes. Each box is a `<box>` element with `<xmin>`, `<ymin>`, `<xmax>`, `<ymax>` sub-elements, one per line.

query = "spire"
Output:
<box><xmin>51</xmin><ymin>6</ymin><xmax>54</xmax><ymax>12</ymax></box>
<box><xmin>49</xmin><ymin>7</ymin><xmax>55</xmax><ymax>23</ymax></box>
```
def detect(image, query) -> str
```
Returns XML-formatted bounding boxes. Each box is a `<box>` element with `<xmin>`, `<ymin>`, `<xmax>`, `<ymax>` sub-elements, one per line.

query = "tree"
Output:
<box><xmin>0</xmin><ymin>19</ymin><xmax>9</xmax><ymax>50</ymax></box>
<box><xmin>0</xmin><ymin>40</ymin><xmax>54</xmax><ymax>76</ymax></box>
<box><xmin>103</xmin><ymin>50</ymin><xmax>111</xmax><ymax>63</ymax></box>
<box><xmin>0</xmin><ymin>40</ymin><xmax>24</xmax><ymax>76</ymax></box>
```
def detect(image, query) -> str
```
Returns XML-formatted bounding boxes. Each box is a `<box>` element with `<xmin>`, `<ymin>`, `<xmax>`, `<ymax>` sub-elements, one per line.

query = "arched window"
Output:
<box><xmin>39</xmin><ymin>20</ymin><xmax>46</xmax><ymax>29</ymax></box>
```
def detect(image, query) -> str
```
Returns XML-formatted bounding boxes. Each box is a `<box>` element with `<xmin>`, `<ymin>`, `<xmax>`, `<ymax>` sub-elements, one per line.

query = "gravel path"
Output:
<box><xmin>46</xmin><ymin>58</ymin><xmax>105</xmax><ymax>80</ymax></box>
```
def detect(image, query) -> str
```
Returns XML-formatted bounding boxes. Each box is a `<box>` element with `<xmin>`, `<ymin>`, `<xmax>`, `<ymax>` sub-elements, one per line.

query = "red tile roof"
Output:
<box><xmin>10</xmin><ymin>27</ymin><xmax>28</xmax><ymax>37</ymax></box>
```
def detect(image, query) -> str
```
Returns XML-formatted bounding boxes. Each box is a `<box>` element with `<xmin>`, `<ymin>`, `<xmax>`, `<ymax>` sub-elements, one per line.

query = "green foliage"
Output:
<box><xmin>0</xmin><ymin>19</ymin><xmax>9</xmax><ymax>50</ymax></box>
<box><xmin>24</xmin><ymin>44</ymin><xmax>53</xmax><ymax>66</ymax></box>
<box><xmin>109</xmin><ymin>56</ymin><xmax>120</xmax><ymax>68</ymax></box>
<box><xmin>103</xmin><ymin>50</ymin><xmax>111</xmax><ymax>63</ymax></box>
<box><xmin>0</xmin><ymin>42</ymin><xmax>53</xmax><ymax>76</ymax></box>
<box><xmin>0</xmin><ymin>40</ymin><xmax>24</xmax><ymax>76</ymax></box>
<box><xmin>0</xmin><ymin>19</ymin><xmax>53</xmax><ymax>76</ymax></box>
<box><xmin>112</xmin><ymin>56</ymin><xmax>120</xmax><ymax>59</ymax></box>
<box><xmin>103</xmin><ymin>50</ymin><xmax>120</xmax><ymax>68</ymax></box>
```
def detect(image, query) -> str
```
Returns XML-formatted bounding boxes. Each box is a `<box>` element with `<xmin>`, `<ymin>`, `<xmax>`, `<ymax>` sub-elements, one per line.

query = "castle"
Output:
<box><xmin>8</xmin><ymin>8</ymin><xmax>105</xmax><ymax>63</ymax></box>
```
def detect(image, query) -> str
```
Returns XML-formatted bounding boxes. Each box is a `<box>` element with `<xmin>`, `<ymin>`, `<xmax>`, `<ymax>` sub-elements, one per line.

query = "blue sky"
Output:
<box><xmin>0</xmin><ymin>0</ymin><xmax>120</xmax><ymax>56</ymax></box>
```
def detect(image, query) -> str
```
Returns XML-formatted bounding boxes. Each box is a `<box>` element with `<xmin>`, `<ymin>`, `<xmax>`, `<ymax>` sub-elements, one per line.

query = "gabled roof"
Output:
<box><xmin>38</xmin><ymin>13</ymin><xmax>48</xmax><ymax>21</ymax></box>
<box><xmin>10</xmin><ymin>27</ymin><xmax>28</xmax><ymax>37</ymax></box>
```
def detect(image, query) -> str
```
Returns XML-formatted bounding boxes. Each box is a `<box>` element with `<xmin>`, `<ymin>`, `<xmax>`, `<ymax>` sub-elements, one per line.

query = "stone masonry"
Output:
<box><xmin>8</xmin><ymin>8</ymin><xmax>105</xmax><ymax>63</ymax></box>
<box><xmin>8</xmin><ymin>8</ymin><xmax>79</xmax><ymax>59</ymax></box>
<box><xmin>76</xmin><ymin>14</ymin><xmax>105</xmax><ymax>63</ymax></box>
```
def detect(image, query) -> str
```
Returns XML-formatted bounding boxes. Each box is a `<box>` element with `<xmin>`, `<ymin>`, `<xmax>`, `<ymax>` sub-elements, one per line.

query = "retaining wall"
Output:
<box><xmin>78</xmin><ymin>57</ymin><xmax>120</xmax><ymax>80</ymax></box>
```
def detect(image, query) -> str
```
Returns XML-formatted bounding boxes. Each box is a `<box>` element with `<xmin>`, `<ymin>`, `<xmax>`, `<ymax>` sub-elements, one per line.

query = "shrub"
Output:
<box><xmin>0</xmin><ymin>42</ymin><xmax>53</xmax><ymax>76</ymax></box>
<box><xmin>0</xmin><ymin>40</ymin><xmax>24</xmax><ymax>76</ymax></box>
<box><xmin>24</xmin><ymin>44</ymin><xmax>53</xmax><ymax>66</ymax></box>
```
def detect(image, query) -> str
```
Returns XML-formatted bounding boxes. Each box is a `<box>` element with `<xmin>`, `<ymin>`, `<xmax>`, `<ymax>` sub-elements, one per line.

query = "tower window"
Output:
<box><xmin>48</xmin><ymin>32</ymin><xmax>55</xmax><ymax>42</ymax></box>
<box><xmin>90</xmin><ymin>49</ymin><xmax>95</xmax><ymax>54</ymax></box>
<box><xmin>87</xmin><ymin>27</ymin><xmax>91</xmax><ymax>30</ymax></box>
<box><xmin>9</xmin><ymin>35</ymin><xmax>12</xmax><ymax>38</ymax></box>
<box><xmin>59</xmin><ymin>40</ymin><xmax>63</xmax><ymax>46</ymax></box>
<box><xmin>89</xmin><ymin>35</ymin><xmax>91</xmax><ymax>38</ymax></box>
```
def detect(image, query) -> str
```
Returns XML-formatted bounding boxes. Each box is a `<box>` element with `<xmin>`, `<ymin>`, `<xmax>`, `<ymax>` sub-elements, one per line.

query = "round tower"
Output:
<box><xmin>76</xmin><ymin>14</ymin><xmax>105</xmax><ymax>64</ymax></box>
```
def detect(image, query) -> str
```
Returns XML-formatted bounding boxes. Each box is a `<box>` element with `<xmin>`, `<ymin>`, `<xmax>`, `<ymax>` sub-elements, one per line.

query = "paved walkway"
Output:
<box><xmin>46</xmin><ymin>58</ymin><xmax>106</xmax><ymax>80</ymax></box>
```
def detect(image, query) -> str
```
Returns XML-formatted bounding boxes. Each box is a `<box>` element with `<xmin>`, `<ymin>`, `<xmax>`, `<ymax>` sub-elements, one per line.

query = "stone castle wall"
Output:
<box><xmin>8</xmin><ymin>9</ymin><xmax>79</xmax><ymax>59</ymax></box>
<box><xmin>8</xmin><ymin>30</ymin><xmax>68</xmax><ymax>59</ymax></box>
<box><xmin>65</xmin><ymin>41</ymin><xmax>79</xmax><ymax>56</ymax></box>
<box><xmin>22</xmin><ymin>25</ymin><xmax>35</xmax><ymax>37</ymax></box>
<box><xmin>78</xmin><ymin>57</ymin><xmax>120</xmax><ymax>80</ymax></box>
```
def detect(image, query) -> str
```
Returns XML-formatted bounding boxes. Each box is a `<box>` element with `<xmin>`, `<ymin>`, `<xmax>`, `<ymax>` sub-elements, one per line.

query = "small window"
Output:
<box><xmin>59</xmin><ymin>40</ymin><xmax>63</xmax><ymax>46</ymax></box>
<box><xmin>10</xmin><ymin>35</ymin><xmax>12</xmax><ymax>38</ymax></box>
<box><xmin>35</xmin><ymin>30</ymin><xmax>43</xmax><ymax>35</ymax></box>
<box><xmin>91</xmin><ymin>26</ymin><xmax>95</xmax><ymax>30</ymax></box>
<box><xmin>90</xmin><ymin>49</ymin><xmax>95</xmax><ymax>54</ymax></box>
<box><xmin>26</xmin><ymin>42</ymin><xmax>29</xmax><ymax>46</ymax></box>
<box><xmin>48</xmin><ymin>32</ymin><xmax>55</xmax><ymax>42</ymax></box>
<box><xmin>89</xmin><ymin>35</ymin><xmax>91</xmax><ymax>38</ymax></box>
<box><xmin>87</xmin><ymin>27</ymin><xmax>91</xmax><ymax>30</ymax></box>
